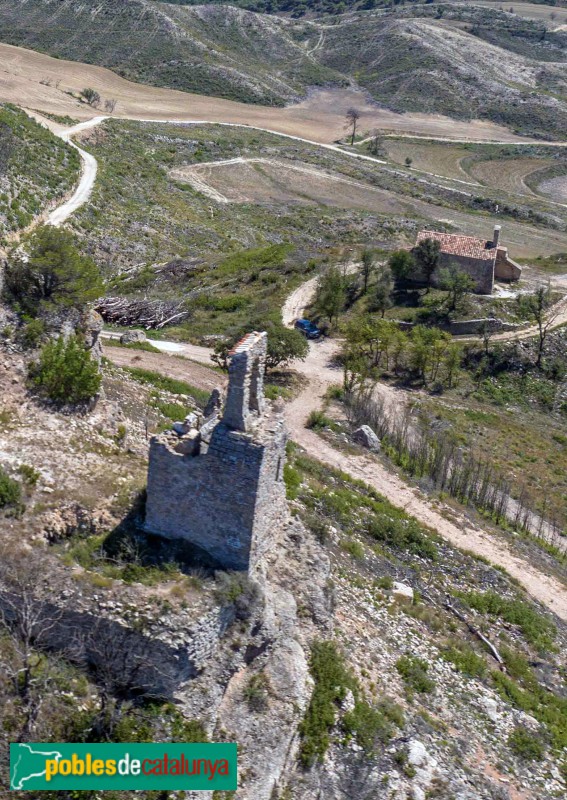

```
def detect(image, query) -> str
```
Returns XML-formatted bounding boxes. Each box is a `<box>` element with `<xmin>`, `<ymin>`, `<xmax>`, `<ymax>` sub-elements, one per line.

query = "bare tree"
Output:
<box><xmin>104</xmin><ymin>98</ymin><xmax>117</xmax><ymax>113</ymax></box>
<box><xmin>0</xmin><ymin>553</ymin><xmax>63</xmax><ymax>742</ymax></box>
<box><xmin>479</xmin><ymin>321</ymin><xmax>495</xmax><ymax>358</ymax></box>
<box><xmin>516</xmin><ymin>283</ymin><xmax>561</xmax><ymax>367</ymax></box>
<box><xmin>369</xmin><ymin>129</ymin><xmax>384</xmax><ymax>156</ymax></box>
<box><xmin>345</xmin><ymin>107</ymin><xmax>361</xmax><ymax>146</ymax></box>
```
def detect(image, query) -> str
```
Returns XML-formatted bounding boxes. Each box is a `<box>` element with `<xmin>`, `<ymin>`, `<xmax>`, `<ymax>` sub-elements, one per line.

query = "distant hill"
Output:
<box><xmin>0</xmin><ymin>0</ymin><xmax>566</xmax><ymax>138</ymax></box>
<box><xmin>0</xmin><ymin>0</ymin><xmax>342</xmax><ymax>105</ymax></box>
<box><xmin>316</xmin><ymin>10</ymin><xmax>567</xmax><ymax>139</ymax></box>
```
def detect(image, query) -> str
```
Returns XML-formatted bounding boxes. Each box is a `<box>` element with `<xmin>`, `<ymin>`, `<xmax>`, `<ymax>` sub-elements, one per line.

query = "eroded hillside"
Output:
<box><xmin>0</xmin><ymin>1</ymin><xmax>566</xmax><ymax>137</ymax></box>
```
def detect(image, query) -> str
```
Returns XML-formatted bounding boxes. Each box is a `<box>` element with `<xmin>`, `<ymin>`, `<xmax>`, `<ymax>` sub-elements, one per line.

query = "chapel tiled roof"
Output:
<box><xmin>416</xmin><ymin>230</ymin><xmax>497</xmax><ymax>262</ymax></box>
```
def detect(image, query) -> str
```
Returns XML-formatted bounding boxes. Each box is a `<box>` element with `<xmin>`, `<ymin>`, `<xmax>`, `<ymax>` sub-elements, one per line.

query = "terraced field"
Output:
<box><xmin>383</xmin><ymin>140</ymin><xmax>476</xmax><ymax>183</ymax></box>
<box><xmin>466</xmin><ymin>157</ymin><xmax>551</xmax><ymax>196</ymax></box>
<box><xmin>170</xmin><ymin>157</ymin><xmax>415</xmax><ymax>214</ymax></box>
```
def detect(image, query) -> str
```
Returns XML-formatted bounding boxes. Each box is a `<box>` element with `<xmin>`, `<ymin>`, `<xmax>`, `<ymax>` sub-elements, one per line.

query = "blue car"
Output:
<box><xmin>294</xmin><ymin>319</ymin><xmax>321</xmax><ymax>339</ymax></box>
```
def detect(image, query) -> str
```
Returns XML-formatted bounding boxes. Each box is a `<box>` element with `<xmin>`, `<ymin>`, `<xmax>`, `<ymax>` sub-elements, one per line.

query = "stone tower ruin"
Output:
<box><xmin>144</xmin><ymin>332</ymin><xmax>288</xmax><ymax>571</ymax></box>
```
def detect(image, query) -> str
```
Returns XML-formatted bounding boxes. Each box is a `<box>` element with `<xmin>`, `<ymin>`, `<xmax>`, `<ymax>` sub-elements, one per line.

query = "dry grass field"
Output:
<box><xmin>466</xmin><ymin>157</ymin><xmax>551</xmax><ymax>195</ymax></box>
<box><xmin>383</xmin><ymin>140</ymin><xmax>476</xmax><ymax>182</ymax></box>
<box><xmin>171</xmin><ymin>158</ymin><xmax>416</xmax><ymax>213</ymax></box>
<box><xmin>167</xmin><ymin>146</ymin><xmax>567</xmax><ymax>259</ymax></box>
<box><xmin>0</xmin><ymin>42</ymin><xmax>543</xmax><ymax>144</ymax></box>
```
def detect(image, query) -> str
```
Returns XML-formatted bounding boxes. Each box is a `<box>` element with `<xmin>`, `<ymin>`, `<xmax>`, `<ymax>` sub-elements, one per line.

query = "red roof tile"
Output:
<box><xmin>416</xmin><ymin>230</ymin><xmax>496</xmax><ymax>262</ymax></box>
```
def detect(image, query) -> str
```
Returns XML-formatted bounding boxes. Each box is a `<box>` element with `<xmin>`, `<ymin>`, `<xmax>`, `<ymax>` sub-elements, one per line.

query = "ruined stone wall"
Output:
<box><xmin>144</xmin><ymin>331</ymin><xmax>288</xmax><ymax>571</ymax></box>
<box><xmin>145</xmin><ymin>420</ymin><xmax>287</xmax><ymax>571</ymax></box>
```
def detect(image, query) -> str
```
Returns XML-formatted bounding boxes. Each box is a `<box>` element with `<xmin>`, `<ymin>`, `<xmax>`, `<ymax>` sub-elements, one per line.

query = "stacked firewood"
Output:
<box><xmin>95</xmin><ymin>297</ymin><xmax>189</xmax><ymax>329</ymax></box>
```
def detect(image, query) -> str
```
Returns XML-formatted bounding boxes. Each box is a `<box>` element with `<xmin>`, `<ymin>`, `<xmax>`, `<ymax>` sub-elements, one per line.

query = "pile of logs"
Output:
<box><xmin>95</xmin><ymin>297</ymin><xmax>190</xmax><ymax>329</ymax></box>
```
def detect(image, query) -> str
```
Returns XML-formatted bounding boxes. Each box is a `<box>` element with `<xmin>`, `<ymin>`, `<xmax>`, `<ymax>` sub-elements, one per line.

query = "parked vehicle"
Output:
<box><xmin>294</xmin><ymin>319</ymin><xmax>321</xmax><ymax>339</ymax></box>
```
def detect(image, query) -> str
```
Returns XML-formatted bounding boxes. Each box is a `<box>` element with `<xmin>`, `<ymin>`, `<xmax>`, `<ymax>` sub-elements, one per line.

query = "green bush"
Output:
<box><xmin>343</xmin><ymin>701</ymin><xmax>394</xmax><ymax>752</ymax></box>
<box><xmin>459</xmin><ymin>590</ymin><xmax>555</xmax><ymax>650</ymax></box>
<box><xmin>30</xmin><ymin>335</ymin><xmax>101</xmax><ymax>404</ymax></box>
<box><xmin>366</xmin><ymin>516</ymin><xmax>437</xmax><ymax>561</ymax></box>
<box><xmin>396</xmin><ymin>655</ymin><xmax>435</xmax><ymax>694</ymax></box>
<box><xmin>17</xmin><ymin>318</ymin><xmax>46</xmax><ymax>349</ymax></box>
<box><xmin>508</xmin><ymin>726</ymin><xmax>545</xmax><ymax>761</ymax></box>
<box><xmin>243</xmin><ymin>673</ymin><xmax>270</xmax><ymax>712</ymax></box>
<box><xmin>441</xmin><ymin>643</ymin><xmax>486</xmax><ymax>678</ymax></box>
<box><xmin>299</xmin><ymin>641</ymin><xmax>354</xmax><ymax>767</ymax></box>
<box><xmin>306</xmin><ymin>410</ymin><xmax>333</xmax><ymax>430</ymax></box>
<box><xmin>17</xmin><ymin>464</ymin><xmax>40</xmax><ymax>487</ymax></box>
<box><xmin>0</xmin><ymin>467</ymin><xmax>22</xmax><ymax>510</ymax></box>
<box><xmin>283</xmin><ymin>463</ymin><xmax>302</xmax><ymax>500</ymax></box>
<box><xmin>4</xmin><ymin>225</ymin><xmax>103</xmax><ymax>315</ymax></box>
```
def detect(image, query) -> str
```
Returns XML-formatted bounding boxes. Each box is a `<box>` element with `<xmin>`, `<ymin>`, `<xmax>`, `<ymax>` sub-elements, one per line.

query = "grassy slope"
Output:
<box><xmin>287</xmin><ymin>450</ymin><xmax>567</xmax><ymax>789</ymax></box>
<box><xmin>0</xmin><ymin>104</ymin><xmax>80</xmax><ymax>237</ymax></box>
<box><xmin>68</xmin><ymin>119</ymin><xmax>567</xmax><ymax>336</ymax></box>
<box><xmin>70</xmin><ymin>120</ymin><xmax>422</xmax><ymax>336</ymax></box>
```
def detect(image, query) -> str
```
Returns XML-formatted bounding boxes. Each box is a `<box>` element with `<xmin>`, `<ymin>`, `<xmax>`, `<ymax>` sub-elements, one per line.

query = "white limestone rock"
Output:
<box><xmin>352</xmin><ymin>425</ymin><xmax>381</xmax><ymax>451</ymax></box>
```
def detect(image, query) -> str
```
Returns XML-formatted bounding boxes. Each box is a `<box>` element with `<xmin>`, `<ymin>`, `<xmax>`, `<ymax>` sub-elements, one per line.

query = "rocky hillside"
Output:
<box><xmin>1</xmin><ymin>323</ymin><xmax>566</xmax><ymax>798</ymax></box>
<box><xmin>0</xmin><ymin>105</ymin><xmax>80</xmax><ymax>236</ymax></box>
<box><xmin>0</xmin><ymin>1</ymin><xmax>566</xmax><ymax>136</ymax></box>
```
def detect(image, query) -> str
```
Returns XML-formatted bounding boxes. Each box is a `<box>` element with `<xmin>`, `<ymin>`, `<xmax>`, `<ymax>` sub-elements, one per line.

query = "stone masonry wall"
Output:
<box><xmin>432</xmin><ymin>252</ymin><xmax>495</xmax><ymax>295</ymax></box>
<box><xmin>144</xmin><ymin>332</ymin><xmax>288</xmax><ymax>571</ymax></box>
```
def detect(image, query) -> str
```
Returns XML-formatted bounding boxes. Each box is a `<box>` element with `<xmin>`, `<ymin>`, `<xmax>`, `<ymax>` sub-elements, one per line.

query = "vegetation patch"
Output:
<box><xmin>0</xmin><ymin>104</ymin><xmax>80</xmax><ymax>237</ymax></box>
<box><xmin>124</xmin><ymin>367</ymin><xmax>209</xmax><ymax>407</ymax></box>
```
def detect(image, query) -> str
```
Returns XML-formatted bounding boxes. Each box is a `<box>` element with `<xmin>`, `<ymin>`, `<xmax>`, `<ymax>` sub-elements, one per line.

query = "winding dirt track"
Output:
<box><xmin>0</xmin><ymin>42</ymin><xmax>545</xmax><ymax>143</ymax></box>
<box><xmin>11</xmin><ymin>41</ymin><xmax>567</xmax><ymax>620</ymax></box>
<box><xmin>102</xmin><ymin>333</ymin><xmax>567</xmax><ymax>623</ymax></box>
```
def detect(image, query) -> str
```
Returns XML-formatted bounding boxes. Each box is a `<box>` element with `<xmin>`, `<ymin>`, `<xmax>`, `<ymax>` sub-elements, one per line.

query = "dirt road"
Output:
<box><xmin>104</xmin><ymin>334</ymin><xmax>567</xmax><ymax>622</ymax></box>
<box><xmin>0</xmin><ymin>42</ymin><xmax>555</xmax><ymax>144</ymax></box>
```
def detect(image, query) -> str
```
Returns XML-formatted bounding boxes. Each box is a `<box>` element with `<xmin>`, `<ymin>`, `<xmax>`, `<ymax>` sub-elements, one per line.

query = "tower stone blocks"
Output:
<box><xmin>144</xmin><ymin>332</ymin><xmax>288</xmax><ymax>571</ymax></box>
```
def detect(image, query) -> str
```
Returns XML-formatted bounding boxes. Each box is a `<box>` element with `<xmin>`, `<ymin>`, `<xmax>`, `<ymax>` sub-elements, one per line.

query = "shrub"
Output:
<box><xmin>17</xmin><ymin>464</ymin><xmax>40</xmax><ymax>487</ymax></box>
<box><xmin>30</xmin><ymin>334</ymin><xmax>101</xmax><ymax>404</ymax></box>
<box><xmin>396</xmin><ymin>655</ymin><xmax>435</xmax><ymax>694</ymax></box>
<box><xmin>460</xmin><ymin>590</ymin><xmax>555</xmax><ymax>650</ymax></box>
<box><xmin>306</xmin><ymin>410</ymin><xmax>333</xmax><ymax>430</ymax></box>
<box><xmin>283</xmin><ymin>463</ymin><xmax>301</xmax><ymax>500</ymax></box>
<box><xmin>243</xmin><ymin>673</ymin><xmax>270</xmax><ymax>712</ymax></box>
<box><xmin>4</xmin><ymin>225</ymin><xmax>103</xmax><ymax>315</ymax></box>
<box><xmin>366</xmin><ymin>517</ymin><xmax>437</xmax><ymax>561</ymax></box>
<box><xmin>0</xmin><ymin>467</ymin><xmax>22</xmax><ymax>510</ymax></box>
<box><xmin>343</xmin><ymin>701</ymin><xmax>393</xmax><ymax>752</ymax></box>
<box><xmin>299</xmin><ymin>641</ymin><xmax>354</xmax><ymax>767</ymax></box>
<box><xmin>17</xmin><ymin>318</ymin><xmax>46</xmax><ymax>349</ymax></box>
<box><xmin>441</xmin><ymin>643</ymin><xmax>486</xmax><ymax>678</ymax></box>
<box><xmin>508</xmin><ymin>726</ymin><xmax>545</xmax><ymax>761</ymax></box>
<box><xmin>341</xmin><ymin>538</ymin><xmax>364</xmax><ymax>559</ymax></box>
